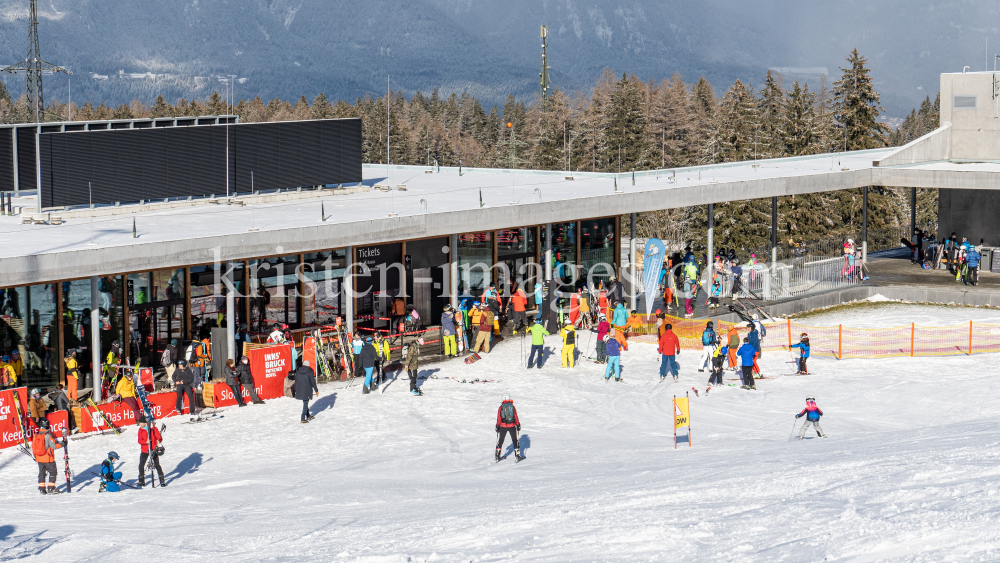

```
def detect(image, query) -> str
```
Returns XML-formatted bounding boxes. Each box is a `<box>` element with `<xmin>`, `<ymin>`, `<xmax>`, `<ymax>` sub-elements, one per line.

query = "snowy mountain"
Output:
<box><xmin>0</xmin><ymin>0</ymin><xmax>995</xmax><ymax>116</ymax></box>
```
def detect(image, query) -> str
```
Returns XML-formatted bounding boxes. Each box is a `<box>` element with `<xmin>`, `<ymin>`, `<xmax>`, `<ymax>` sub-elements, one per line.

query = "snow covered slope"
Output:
<box><xmin>3</xmin><ymin>304</ymin><xmax>1000</xmax><ymax>561</ymax></box>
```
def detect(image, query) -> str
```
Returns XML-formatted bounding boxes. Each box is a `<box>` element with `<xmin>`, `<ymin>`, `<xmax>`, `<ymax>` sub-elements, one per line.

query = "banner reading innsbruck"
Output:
<box><xmin>642</xmin><ymin>238</ymin><xmax>667</xmax><ymax>315</ymax></box>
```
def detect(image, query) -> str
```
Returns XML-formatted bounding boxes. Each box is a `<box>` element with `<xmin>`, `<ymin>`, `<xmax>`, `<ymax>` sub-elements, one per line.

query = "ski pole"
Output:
<box><xmin>788</xmin><ymin>418</ymin><xmax>798</xmax><ymax>442</ymax></box>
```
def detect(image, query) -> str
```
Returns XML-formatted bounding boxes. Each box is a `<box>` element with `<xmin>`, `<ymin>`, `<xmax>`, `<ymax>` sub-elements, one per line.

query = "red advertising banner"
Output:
<box><xmin>303</xmin><ymin>338</ymin><xmax>316</xmax><ymax>373</ymax></box>
<box><xmin>1</xmin><ymin>387</ymin><xmax>71</xmax><ymax>450</ymax></box>
<box><xmin>139</xmin><ymin>368</ymin><xmax>154</xmax><ymax>392</ymax></box>
<box><xmin>247</xmin><ymin>344</ymin><xmax>291</xmax><ymax>400</ymax></box>
<box><xmin>78</xmin><ymin>392</ymin><xmax>179</xmax><ymax>433</ymax></box>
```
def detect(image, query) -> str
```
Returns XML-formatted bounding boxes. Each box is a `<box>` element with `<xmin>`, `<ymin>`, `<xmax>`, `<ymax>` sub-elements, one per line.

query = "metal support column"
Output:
<box><xmin>226</xmin><ymin>261</ymin><xmax>236</xmax><ymax>362</ymax></box>
<box><xmin>910</xmin><ymin>187</ymin><xmax>917</xmax><ymax>242</ymax></box>
<box><xmin>345</xmin><ymin>246</ymin><xmax>354</xmax><ymax>334</ymax></box>
<box><xmin>449</xmin><ymin>234</ymin><xmax>459</xmax><ymax>309</ymax></box>
<box><xmin>90</xmin><ymin>276</ymin><xmax>101</xmax><ymax>400</ymax></box>
<box><xmin>629</xmin><ymin>212</ymin><xmax>637</xmax><ymax>311</ymax></box>
<box><xmin>770</xmin><ymin>197</ymin><xmax>777</xmax><ymax>267</ymax></box>
<box><xmin>544</xmin><ymin>223</ymin><xmax>552</xmax><ymax>281</ymax></box>
<box><xmin>35</xmin><ymin>126</ymin><xmax>41</xmax><ymax>213</ymax></box>
<box><xmin>707</xmin><ymin>203</ymin><xmax>714</xmax><ymax>282</ymax></box>
<box><xmin>11</xmin><ymin>128</ymin><xmax>18</xmax><ymax>195</ymax></box>
<box><xmin>862</xmin><ymin>186</ymin><xmax>869</xmax><ymax>262</ymax></box>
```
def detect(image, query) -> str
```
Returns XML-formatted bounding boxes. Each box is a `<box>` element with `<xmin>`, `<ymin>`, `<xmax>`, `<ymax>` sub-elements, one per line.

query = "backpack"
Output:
<box><xmin>500</xmin><ymin>402</ymin><xmax>515</xmax><ymax>424</ymax></box>
<box><xmin>565</xmin><ymin>330</ymin><xmax>575</xmax><ymax>345</ymax></box>
<box><xmin>701</xmin><ymin>330</ymin><xmax>714</xmax><ymax>345</ymax></box>
<box><xmin>759</xmin><ymin>323</ymin><xmax>767</xmax><ymax>337</ymax></box>
<box><xmin>160</xmin><ymin>348</ymin><xmax>172</xmax><ymax>367</ymax></box>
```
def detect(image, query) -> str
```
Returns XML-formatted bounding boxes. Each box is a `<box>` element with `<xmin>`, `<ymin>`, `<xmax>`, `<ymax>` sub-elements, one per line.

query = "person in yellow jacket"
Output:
<box><xmin>469</xmin><ymin>303</ymin><xmax>484</xmax><ymax>343</ymax></box>
<box><xmin>560</xmin><ymin>322</ymin><xmax>577</xmax><ymax>368</ymax></box>
<box><xmin>0</xmin><ymin>355</ymin><xmax>15</xmax><ymax>388</ymax></box>
<box><xmin>9</xmin><ymin>350</ymin><xmax>22</xmax><ymax>385</ymax></box>
<box><xmin>115</xmin><ymin>371</ymin><xmax>141</xmax><ymax>419</ymax></box>
<box><xmin>64</xmin><ymin>350</ymin><xmax>80</xmax><ymax>402</ymax></box>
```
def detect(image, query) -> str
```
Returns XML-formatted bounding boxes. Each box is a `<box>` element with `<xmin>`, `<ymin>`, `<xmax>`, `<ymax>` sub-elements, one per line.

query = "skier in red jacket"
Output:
<box><xmin>137</xmin><ymin>416</ymin><xmax>166</xmax><ymax>488</ymax></box>
<box><xmin>495</xmin><ymin>394</ymin><xmax>522</xmax><ymax>462</ymax></box>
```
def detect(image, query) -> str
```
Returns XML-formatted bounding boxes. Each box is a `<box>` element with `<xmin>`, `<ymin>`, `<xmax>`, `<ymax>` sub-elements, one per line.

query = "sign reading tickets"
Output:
<box><xmin>673</xmin><ymin>394</ymin><xmax>691</xmax><ymax>449</ymax></box>
<box><xmin>247</xmin><ymin>344</ymin><xmax>291</xmax><ymax>401</ymax></box>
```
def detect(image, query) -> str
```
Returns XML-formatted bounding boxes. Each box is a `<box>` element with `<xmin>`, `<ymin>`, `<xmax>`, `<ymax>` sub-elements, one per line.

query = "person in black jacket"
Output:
<box><xmin>360</xmin><ymin>336</ymin><xmax>379</xmax><ymax>394</ymax></box>
<box><xmin>234</xmin><ymin>355</ymin><xmax>264</xmax><ymax>404</ymax></box>
<box><xmin>224</xmin><ymin>359</ymin><xmax>246</xmax><ymax>407</ymax></box>
<box><xmin>172</xmin><ymin>359</ymin><xmax>197</xmax><ymax>415</ymax></box>
<box><xmin>294</xmin><ymin>360</ymin><xmax>319</xmax><ymax>423</ymax></box>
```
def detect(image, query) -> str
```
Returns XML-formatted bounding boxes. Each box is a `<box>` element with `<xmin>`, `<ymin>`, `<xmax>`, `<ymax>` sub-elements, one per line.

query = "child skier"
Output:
<box><xmin>790</xmin><ymin>333</ymin><xmax>810</xmax><ymax>374</ymax></box>
<box><xmin>495</xmin><ymin>393</ymin><xmax>522</xmax><ymax>462</ymax></box>
<box><xmin>796</xmin><ymin>396</ymin><xmax>826</xmax><ymax>438</ymax></box>
<box><xmin>708</xmin><ymin>342</ymin><xmax>727</xmax><ymax>389</ymax></box>
<box><xmin>99</xmin><ymin>451</ymin><xmax>123</xmax><ymax>492</ymax></box>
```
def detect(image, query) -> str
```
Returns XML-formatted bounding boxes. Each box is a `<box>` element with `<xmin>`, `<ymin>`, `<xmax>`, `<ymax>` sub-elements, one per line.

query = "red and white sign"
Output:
<box><xmin>1</xmin><ymin>387</ymin><xmax>70</xmax><ymax>450</ymax></box>
<box><xmin>78</xmin><ymin>392</ymin><xmax>178</xmax><ymax>433</ymax></box>
<box><xmin>248</xmin><ymin>344</ymin><xmax>290</xmax><ymax>400</ymax></box>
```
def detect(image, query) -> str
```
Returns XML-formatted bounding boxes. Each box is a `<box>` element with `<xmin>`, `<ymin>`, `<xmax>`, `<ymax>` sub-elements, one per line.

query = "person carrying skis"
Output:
<box><xmin>32</xmin><ymin>419</ymin><xmax>62</xmax><ymax>494</ymax></box>
<box><xmin>294</xmin><ymin>360</ymin><xmax>319</xmax><ymax>422</ymax></box>
<box><xmin>137</xmin><ymin>416</ymin><xmax>166</xmax><ymax>487</ymax></box>
<box><xmin>527</xmin><ymin>317</ymin><xmax>549</xmax><ymax>369</ymax></box>
<box><xmin>360</xmin><ymin>336</ymin><xmax>379</xmax><ymax>394</ymax></box>
<box><xmin>495</xmin><ymin>393</ymin><xmax>522</xmax><ymax>462</ymax></box>
<box><xmin>235</xmin><ymin>355</ymin><xmax>265</xmax><ymax>404</ymax></box>
<box><xmin>595</xmin><ymin>313</ymin><xmax>610</xmax><ymax>364</ymax></box>
<box><xmin>441</xmin><ymin>305</ymin><xmax>458</xmax><ymax>357</ymax></box>
<box><xmin>737</xmin><ymin>337</ymin><xmax>757</xmax><ymax>389</ymax></box>
<box><xmin>604</xmin><ymin>334</ymin><xmax>622</xmax><ymax>381</ymax></box>
<box><xmin>796</xmin><ymin>396</ymin><xmax>825</xmax><ymax>438</ymax></box>
<box><xmin>405</xmin><ymin>337</ymin><xmax>423</xmax><ymax>395</ymax></box>
<box><xmin>28</xmin><ymin>387</ymin><xmax>47</xmax><ymax>426</ymax></box>
<box><xmin>172</xmin><ymin>359</ymin><xmax>197</xmax><ymax>415</ymax></box>
<box><xmin>99</xmin><ymin>451</ymin><xmax>122</xmax><ymax>492</ymax></box>
<box><xmin>790</xmin><ymin>333</ymin><xmax>810</xmax><ymax>375</ymax></box>
<box><xmin>560</xmin><ymin>322</ymin><xmax>576</xmax><ymax>368</ymax></box>
<box><xmin>698</xmin><ymin>321</ymin><xmax>716</xmax><ymax>372</ymax></box>
<box><xmin>658</xmin><ymin>323</ymin><xmax>681</xmax><ymax>382</ymax></box>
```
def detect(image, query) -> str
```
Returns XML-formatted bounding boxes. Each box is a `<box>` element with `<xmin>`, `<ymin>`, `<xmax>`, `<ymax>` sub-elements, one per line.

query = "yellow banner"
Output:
<box><xmin>674</xmin><ymin>396</ymin><xmax>690</xmax><ymax>429</ymax></box>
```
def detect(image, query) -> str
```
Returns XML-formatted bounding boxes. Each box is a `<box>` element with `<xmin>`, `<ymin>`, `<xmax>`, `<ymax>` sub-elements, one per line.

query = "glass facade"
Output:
<box><xmin>302</xmin><ymin>249</ymin><xmax>346</xmax><ymax>326</ymax></box>
<box><xmin>580</xmin><ymin>217</ymin><xmax>617</xmax><ymax>285</ymax></box>
<box><xmin>542</xmin><ymin>222</ymin><xmax>578</xmax><ymax>284</ymax></box>
<box><xmin>249</xmin><ymin>255</ymin><xmax>301</xmax><ymax>331</ymax></box>
<box><xmin>128</xmin><ymin>269</ymin><xmax>185</xmax><ymax>368</ymax></box>
<box><xmin>496</xmin><ymin>227</ymin><xmax>538</xmax><ymax>292</ymax></box>
<box><xmin>457</xmin><ymin>232</ymin><xmax>492</xmax><ymax>299</ymax></box>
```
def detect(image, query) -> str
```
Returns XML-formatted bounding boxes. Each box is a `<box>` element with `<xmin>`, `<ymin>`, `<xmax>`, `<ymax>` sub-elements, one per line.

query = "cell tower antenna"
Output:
<box><xmin>539</xmin><ymin>25</ymin><xmax>550</xmax><ymax>108</ymax></box>
<box><xmin>2</xmin><ymin>0</ymin><xmax>71</xmax><ymax>123</ymax></box>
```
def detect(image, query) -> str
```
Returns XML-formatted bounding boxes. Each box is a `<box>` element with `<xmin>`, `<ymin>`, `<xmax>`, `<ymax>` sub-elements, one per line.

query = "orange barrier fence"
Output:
<box><xmin>611</xmin><ymin>314</ymin><xmax>1000</xmax><ymax>359</ymax></box>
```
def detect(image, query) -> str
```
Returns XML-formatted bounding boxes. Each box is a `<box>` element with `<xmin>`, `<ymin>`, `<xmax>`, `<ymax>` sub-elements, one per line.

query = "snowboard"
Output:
<box><xmin>464</xmin><ymin>352</ymin><xmax>482</xmax><ymax>365</ymax></box>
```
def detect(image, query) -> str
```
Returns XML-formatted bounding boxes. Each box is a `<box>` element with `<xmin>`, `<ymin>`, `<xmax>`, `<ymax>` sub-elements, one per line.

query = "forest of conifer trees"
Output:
<box><xmin>0</xmin><ymin>49</ymin><xmax>942</xmax><ymax>253</ymax></box>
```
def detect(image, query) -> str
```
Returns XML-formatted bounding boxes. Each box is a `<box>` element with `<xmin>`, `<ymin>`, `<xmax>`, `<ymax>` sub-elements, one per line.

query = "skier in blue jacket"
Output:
<box><xmin>698</xmin><ymin>321</ymin><xmax>716</xmax><ymax>372</ymax></box>
<box><xmin>99</xmin><ymin>451</ymin><xmax>123</xmax><ymax>492</ymax></box>
<box><xmin>736</xmin><ymin>337</ymin><xmax>757</xmax><ymax>389</ymax></box>
<box><xmin>534</xmin><ymin>283</ymin><xmax>544</xmax><ymax>320</ymax></box>
<box><xmin>790</xmin><ymin>333</ymin><xmax>810</xmax><ymax>374</ymax></box>
<box><xmin>965</xmin><ymin>247</ymin><xmax>981</xmax><ymax>286</ymax></box>
<box><xmin>796</xmin><ymin>395</ymin><xmax>825</xmax><ymax>438</ymax></box>
<box><xmin>603</xmin><ymin>335</ymin><xmax>622</xmax><ymax>382</ymax></box>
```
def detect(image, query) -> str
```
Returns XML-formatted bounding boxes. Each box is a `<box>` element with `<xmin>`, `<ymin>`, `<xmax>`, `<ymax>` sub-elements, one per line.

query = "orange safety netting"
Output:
<box><xmin>612</xmin><ymin>314</ymin><xmax>1000</xmax><ymax>359</ymax></box>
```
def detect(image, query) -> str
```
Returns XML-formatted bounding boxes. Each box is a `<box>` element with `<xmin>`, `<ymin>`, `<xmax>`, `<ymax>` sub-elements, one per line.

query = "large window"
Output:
<box><xmin>581</xmin><ymin>217</ymin><xmax>616</xmax><ymax>285</ymax></box>
<box><xmin>542</xmin><ymin>222</ymin><xmax>578</xmax><ymax>284</ymax></box>
<box><xmin>249</xmin><ymin>255</ymin><xmax>301</xmax><ymax>331</ymax></box>
<box><xmin>457</xmin><ymin>232</ymin><xmax>492</xmax><ymax>299</ymax></box>
<box><xmin>0</xmin><ymin>285</ymin><xmax>59</xmax><ymax>388</ymax></box>
<box><xmin>128</xmin><ymin>268</ymin><xmax>186</xmax><ymax>368</ymax></box>
<box><xmin>302</xmin><ymin>249</ymin><xmax>346</xmax><ymax>326</ymax></box>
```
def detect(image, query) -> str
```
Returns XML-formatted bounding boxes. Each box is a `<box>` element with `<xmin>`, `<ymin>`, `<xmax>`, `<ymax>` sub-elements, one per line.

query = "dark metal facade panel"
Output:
<box><xmin>37</xmin><ymin>118</ymin><xmax>362</xmax><ymax>208</ymax></box>
<box><xmin>0</xmin><ymin>130</ymin><xmax>13</xmax><ymax>192</ymax></box>
<box><xmin>16</xmin><ymin>127</ymin><xmax>36</xmax><ymax>192</ymax></box>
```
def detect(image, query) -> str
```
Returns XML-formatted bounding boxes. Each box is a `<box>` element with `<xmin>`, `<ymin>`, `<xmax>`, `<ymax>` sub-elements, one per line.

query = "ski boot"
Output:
<box><xmin>495</xmin><ymin>448</ymin><xmax>501</xmax><ymax>462</ymax></box>
<box><xmin>160</xmin><ymin>478</ymin><xmax>167</xmax><ymax>487</ymax></box>
<box><xmin>673</xmin><ymin>376</ymin><xmax>679</xmax><ymax>382</ymax></box>
<box><xmin>362</xmin><ymin>385</ymin><xmax>370</xmax><ymax>395</ymax></box>
<box><xmin>99</xmin><ymin>482</ymin><xmax>107</xmax><ymax>493</ymax></box>
<box><xmin>307</xmin><ymin>415</ymin><xmax>315</xmax><ymax>421</ymax></box>
<box><xmin>514</xmin><ymin>449</ymin><xmax>523</xmax><ymax>462</ymax></box>
<box><xmin>47</xmin><ymin>486</ymin><xmax>60</xmax><ymax>495</ymax></box>
<box><xmin>38</xmin><ymin>486</ymin><xmax>46</xmax><ymax>495</ymax></box>
<box><xmin>138</xmin><ymin>477</ymin><xmax>145</xmax><ymax>488</ymax></box>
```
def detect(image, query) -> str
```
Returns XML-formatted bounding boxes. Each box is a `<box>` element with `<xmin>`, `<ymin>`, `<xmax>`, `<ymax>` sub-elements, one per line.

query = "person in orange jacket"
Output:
<box><xmin>32</xmin><ymin>419</ymin><xmax>63</xmax><ymax>494</ymax></box>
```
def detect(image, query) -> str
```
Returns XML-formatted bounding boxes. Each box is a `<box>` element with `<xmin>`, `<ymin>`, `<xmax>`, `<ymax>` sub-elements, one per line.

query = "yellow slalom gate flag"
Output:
<box><xmin>674</xmin><ymin>396</ymin><xmax>690</xmax><ymax>429</ymax></box>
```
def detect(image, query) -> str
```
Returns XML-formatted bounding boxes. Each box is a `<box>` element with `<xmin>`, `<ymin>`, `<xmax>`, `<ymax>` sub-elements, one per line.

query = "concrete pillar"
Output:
<box><xmin>707</xmin><ymin>203</ymin><xmax>714</xmax><ymax>284</ymax></box>
<box><xmin>345</xmin><ymin>245</ymin><xmax>354</xmax><ymax>334</ymax></box>
<box><xmin>449</xmin><ymin>234</ymin><xmax>459</xmax><ymax>309</ymax></box>
<box><xmin>863</xmin><ymin>186</ymin><xmax>869</xmax><ymax>263</ymax></box>
<box><xmin>910</xmin><ymin>187</ymin><xmax>917</xmax><ymax>242</ymax></box>
<box><xmin>544</xmin><ymin>223</ymin><xmax>552</xmax><ymax>281</ymax></box>
<box><xmin>629</xmin><ymin>212</ymin><xmax>637</xmax><ymax>311</ymax></box>
<box><xmin>90</xmin><ymin>276</ymin><xmax>101</xmax><ymax>401</ymax></box>
<box><xmin>226</xmin><ymin>261</ymin><xmax>236</xmax><ymax>361</ymax></box>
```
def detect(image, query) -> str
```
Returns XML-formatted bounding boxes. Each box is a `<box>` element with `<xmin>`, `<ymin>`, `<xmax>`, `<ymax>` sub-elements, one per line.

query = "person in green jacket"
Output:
<box><xmin>526</xmin><ymin>318</ymin><xmax>549</xmax><ymax>369</ymax></box>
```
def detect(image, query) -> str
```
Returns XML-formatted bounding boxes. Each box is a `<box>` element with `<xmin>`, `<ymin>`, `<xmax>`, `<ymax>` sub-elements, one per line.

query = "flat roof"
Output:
<box><xmin>4</xmin><ymin>146</ymin><xmax>1000</xmax><ymax>287</ymax></box>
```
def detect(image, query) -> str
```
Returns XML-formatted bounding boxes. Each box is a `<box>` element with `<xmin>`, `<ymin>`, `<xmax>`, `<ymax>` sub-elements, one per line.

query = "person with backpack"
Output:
<box><xmin>737</xmin><ymin>337</ymin><xmax>757</xmax><ymax>389</ymax></box>
<box><xmin>405</xmin><ymin>338</ymin><xmax>423</xmax><ymax>395</ymax></box>
<box><xmin>98</xmin><ymin>451</ymin><xmax>123</xmax><ymax>493</ymax></box>
<box><xmin>32</xmin><ymin>419</ymin><xmax>62</xmax><ymax>494</ymax></box>
<box><xmin>441</xmin><ymin>305</ymin><xmax>458</xmax><ymax>357</ymax></box>
<box><xmin>560</xmin><ymin>322</ymin><xmax>576</xmax><ymax>368</ymax></box>
<box><xmin>790</xmin><ymin>333</ymin><xmax>810</xmax><ymax>375</ymax></box>
<box><xmin>161</xmin><ymin>339</ymin><xmax>178</xmax><ymax>385</ymax></box>
<box><xmin>137</xmin><ymin>416</ymin><xmax>166</xmax><ymax>487</ymax></box>
<box><xmin>172</xmin><ymin>359</ymin><xmax>197</xmax><ymax>415</ymax></box>
<box><xmin>796</xmin><ymin>396</ymin><xmax>826</xmax><ymax>438</ymax></box>
<box><xmin>604</xmin><ymin>334</ymin><xmax>622</xmax><ymax>381</ymax></box>
<box><xmin>495</xmin><ymin>394</ymin><xmax>522</xmax><ymax>462</ymax></box>
<box><xmin>527</xmin><ymin>318</ymin><xmax>549</xmax><ymax>369</ymax></box>
<box><xmin>658</xmin><ymin>323</ymin><xmax>681</xmax><ymax>382</ymax></box>
<box><xmin>294</xmin><ymin>360</ymin><xmax>319</xmax><ymax>423</ymax></box>
<box><xmin>698</xmin><ymin>321</ymin><xmax>716</xmax><ymax>372</ymax></box>
<box><xmin>595</xmin><ymin>313</ymin><xmax>610</xmax><ymax>364</ymax></box>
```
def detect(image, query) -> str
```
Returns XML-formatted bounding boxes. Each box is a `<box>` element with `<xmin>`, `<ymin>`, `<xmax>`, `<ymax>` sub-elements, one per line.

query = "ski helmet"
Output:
<box><xmin>502</xmin><ymin>393</ymin><xmax>511</xmax><ymax>402</ymax></box>
<box><xmin>107</xmin><ymin>451</ymin><xmax>120</xmax><ymax>461</ymax></box>
<box><xmin>1</xmin><ymin>355</ymin><xmax>9</xmax><ymax>362</ymax></box>
<box><xmin>806</xmin><ymin>396</ymin><xmax>815</xmax><ymax>401</ymax></box>
<box><xmin>800</xmin><ymin>333</ymin><xmax>808</xmax><ymax>340</ymax></box>
<box><xmin>138</xmin><ymin>416</ymin><xmax>147</xmax><ymax>424</ymax></box>
<box><xmin>178</xmin><ymin>359</ymin><xmax>188</xmax><ymax>368</ymax></box>
<box><xmin>706</xmin><ymin>321</ymin><xmax>713</xmax><ymax>328</ymax></box>
<box><xmin>38</xmin><ymin>419</ymin><xmax>50</xmax><ymax>430</ymax></box>
<box><xmin>31</xmin><ymin>388</ymin><xmax>40</xmax><ymax>396</ymax></box>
